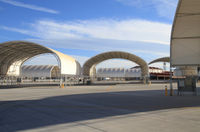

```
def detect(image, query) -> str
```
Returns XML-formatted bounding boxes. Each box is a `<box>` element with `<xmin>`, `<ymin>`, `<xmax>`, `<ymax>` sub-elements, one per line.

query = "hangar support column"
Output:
<box><xmin>90</xmin><ymin>65</ymin><xmax>97</xmax><ymax>81</ymax></box>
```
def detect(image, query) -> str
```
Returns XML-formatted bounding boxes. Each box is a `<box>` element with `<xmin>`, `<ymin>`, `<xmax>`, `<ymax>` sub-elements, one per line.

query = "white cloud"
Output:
<box><xmin>116</xmin><ymin>0</ymin><xmax>178</xmax><ymax>19</ymax></box>
<box><xmin>0</xmin><ymin>26</ymin><xmax>33</xmax><ymax>35</ymax></box>
<box><xmin>0</xmin><ymin>0</ymin><xmax>58</xmax><ymax>14</ymax></box>
<box><xmin>1</xmin><ymin>18</ymin><xmax>170</xmax><ymax>63</ymax></box>
<box><xmin>2</xmin><ymin>19</ymin><xmax>171</xmax><ymax>45</ymax></box>
<box><xmin>26</xmin><ymin>38</ymin><xmax>169</xmax><ymax>58</ymax></box>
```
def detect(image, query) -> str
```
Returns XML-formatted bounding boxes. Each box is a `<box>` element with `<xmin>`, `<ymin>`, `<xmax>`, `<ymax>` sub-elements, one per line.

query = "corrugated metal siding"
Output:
<box><xmin>21</xmin><ymin>65</ymin><xmax>60</xmax><ymax>78</ymax></box>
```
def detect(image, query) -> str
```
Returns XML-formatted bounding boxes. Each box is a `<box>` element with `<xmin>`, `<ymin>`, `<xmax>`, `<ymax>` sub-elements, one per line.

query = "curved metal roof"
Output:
<box><xmin>21</xmin><ymin>65</ymin><xmax>59</xmax><ymax>77</ymax></box>
<box><xmin>0</xmin><ymin>41</ymin><xmax>81</xmax><ymax>76</ymax></box>
<box><xmin>149</xmin><ymin>57</ymin><xmax>170</xmax><ymax>65</ymax></box>
<box><xmin>22</xmin><ymin>65</ymin><xmax>55</xmax><ymax>72</ymax></box>
<box><xmin>97</xmin><ymin>68</ymin><xmax>141</xmax><ymax>78</ymax></box>
<box><xmin>171</xmin><ymin>0</ymin><xmax>200</xmax><ymax>66</ymax></box>
<box><xmin>83</xmin><ymin>51</ymin><xmax>149</xmax><ymax>77</ymax></box>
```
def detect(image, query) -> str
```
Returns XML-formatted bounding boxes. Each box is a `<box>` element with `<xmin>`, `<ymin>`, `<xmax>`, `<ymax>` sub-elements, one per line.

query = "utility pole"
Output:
<box><xmin>163</xmin><ymin>62</ymin><xmax>166</xmax><ymax>71</ymax></box>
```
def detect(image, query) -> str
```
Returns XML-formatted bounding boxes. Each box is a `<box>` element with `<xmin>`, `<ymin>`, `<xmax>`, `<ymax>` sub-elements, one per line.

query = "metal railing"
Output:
<box><xmin>0</xmin><ymin>75</ymin><xmax>84</xmax><ymax>87</ymax></box>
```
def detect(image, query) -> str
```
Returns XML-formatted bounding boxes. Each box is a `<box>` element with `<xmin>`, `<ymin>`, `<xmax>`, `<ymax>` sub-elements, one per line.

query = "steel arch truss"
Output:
<box><xmin>82</xmin><ymin>51</ymin><xmax>149</xmax><ymax>78</ymax></box>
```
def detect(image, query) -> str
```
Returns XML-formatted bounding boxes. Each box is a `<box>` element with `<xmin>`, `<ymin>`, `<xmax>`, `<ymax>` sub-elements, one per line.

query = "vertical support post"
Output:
<box><xmin>165</xmin><ymin>85</ymin><xmax>168</xmax><ymax>96</ymax></box>
<box><xmin>60</xmin><ymin>75</ymin><xmax>63</xmax><ymax>87</ymax></box>
<box><xmin>170</xmin><ymin>67</ymin><xmax>173</xmax><ymax>96</ymax></box>
<box><xmin>143</xmin><ymin>76</ymin><xmax>149</xmax><ymax>84</ymax></box>
<box><xmin>142</xmin><ymin>76</ymin><xmax>146</xmax><ymax>84</ymax></box>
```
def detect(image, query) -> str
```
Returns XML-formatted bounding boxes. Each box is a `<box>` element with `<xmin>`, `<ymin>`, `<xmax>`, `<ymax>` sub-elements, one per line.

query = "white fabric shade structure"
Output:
<box><xmin>82</xmin><ymin>51</ymin><xmax>149</xmax><ymax>79</ymax></box>
<box><xmin>171</xmin><ymin>0</ymin><xmax>200</xmax><ymax>66</ymax></box>
<box><xmin>149</xmin><ymin>57</ymin><xmax>170</xmax><ymax>65</ymax></box>
<box><xmin>0</xmin><ymin>41</ymin><xmax>81</xmax><ymax>77</ymax></box>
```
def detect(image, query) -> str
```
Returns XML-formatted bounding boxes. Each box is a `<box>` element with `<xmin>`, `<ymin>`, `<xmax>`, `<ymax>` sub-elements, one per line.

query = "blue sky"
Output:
<box><xmin>0</xmin><ymin>0</ymin><xmax>178</xmax><ymax>68</ymax></box>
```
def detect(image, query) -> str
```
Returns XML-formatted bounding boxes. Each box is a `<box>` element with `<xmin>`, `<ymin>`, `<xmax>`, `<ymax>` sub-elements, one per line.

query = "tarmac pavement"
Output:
<box><xmin>0</xmin><ymin>84</ymin><xmax>200</xmax><ymax>132</ymax></box>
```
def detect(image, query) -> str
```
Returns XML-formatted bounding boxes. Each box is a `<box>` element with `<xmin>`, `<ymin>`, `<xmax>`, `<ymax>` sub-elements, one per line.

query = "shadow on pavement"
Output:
<box><xmin>0</xmin><ymin>89</ymin><xmax>200</xmax><ymax>132</ymax></box>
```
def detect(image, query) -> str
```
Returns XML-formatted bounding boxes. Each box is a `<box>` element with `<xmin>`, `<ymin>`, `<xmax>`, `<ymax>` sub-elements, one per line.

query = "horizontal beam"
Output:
<box><xmin>172</xmin><ymin>36</ymin><xmax>200</xmax><ymax>39</ymax></box>
<box><xmin>177</xmin><ymin>13</ymin><xmax>200</xmax><ymax>17</ymax></box>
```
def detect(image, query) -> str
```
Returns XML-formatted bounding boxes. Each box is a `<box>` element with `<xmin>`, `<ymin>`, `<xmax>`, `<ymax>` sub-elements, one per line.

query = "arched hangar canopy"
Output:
<box><xmin>21</xmin><ymin>65</ymin><xmax>60</xmax><ymax>78</ymax></box>
<box><xmin>0</xmin><ymin>41</ymin><xmax>81</xmax><ymax>76</ymax></box>
<box><xmin>149</xmin><ymin>57</ymin><xmax>170</xmax><ymax>65</ymax></box>
<box><xmin>83</xmin><ymin>51</ymin><xmax>149</xmax><ymax>77</ymax></box>
<box><xmin>171</xmin><ymin>0</ymin><xmax>200</xmax><ymax>66</ymax></box>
